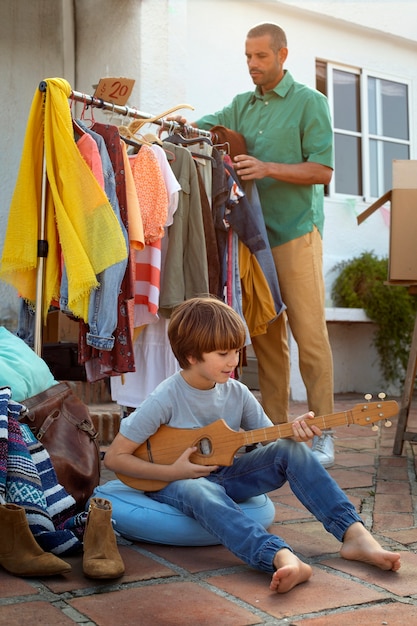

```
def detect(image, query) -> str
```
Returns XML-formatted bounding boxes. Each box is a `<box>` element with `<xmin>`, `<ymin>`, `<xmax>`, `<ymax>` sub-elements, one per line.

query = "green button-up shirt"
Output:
<box><xmin>195</xmin><ymin>71</ymin><xmax>333</xmax><ymax>247</ymax></box>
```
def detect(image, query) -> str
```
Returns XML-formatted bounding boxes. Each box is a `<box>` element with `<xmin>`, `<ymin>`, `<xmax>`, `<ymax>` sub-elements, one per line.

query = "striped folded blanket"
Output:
<box><xmin>0</xmin><ymin>386</ymin><xmax>85</xmax><ymax>555</ymax></box>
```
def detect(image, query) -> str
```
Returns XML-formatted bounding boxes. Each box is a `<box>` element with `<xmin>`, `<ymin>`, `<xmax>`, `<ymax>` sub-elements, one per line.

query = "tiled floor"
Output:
<box><xmin>2</xmin><ymin>393</ymin><xmax>417</xmax><ymax>625</ymax></box>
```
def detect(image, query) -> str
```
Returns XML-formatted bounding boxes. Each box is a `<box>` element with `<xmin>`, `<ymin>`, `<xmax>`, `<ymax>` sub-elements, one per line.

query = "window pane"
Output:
<box><xmin>333</xmin><ymin>69</ymin><xmax>360</xmax><ymax>132</ymax></box>
<box><xmin>369</xmin><ymin>139</ymin><xmax>379</xmax><ymax>197</ymax></box>
<box><xmin>381</xmin><ymin>80</ymin><xmax>409</xmax><ymax>140</ymax></box>
<box><xmin>383</xmin><ymin>142</ymin><xmax>410</xmax><ymax>190</ymax></box>
<box><xmin>368</xmin><ymin>77</ymin><xmax>377</xmax><ymax>134</ymax></box>
<box><xmin>368</xmin><ymin>78</ymin><xmax>409</xmax><ymax>140</ymax></box>
<box><xmin>369</xmin><ymin>139</ymin><xmax>410</xmax><ymax>195</ymax></box>
<box><xmin>335</xmin><ymin>134</ymin><xmax>362</xmax><ymax>195</ymax></box>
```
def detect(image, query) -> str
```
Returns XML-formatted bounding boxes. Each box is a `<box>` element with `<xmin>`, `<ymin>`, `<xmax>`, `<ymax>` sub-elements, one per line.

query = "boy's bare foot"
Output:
<box><xmin>340</xmin><ymin>522</ymin><xmax>401</xmax><ymax>571</ymax></box>
<box><xmin>270</xmin><ymin>548</ymin><xmax>312</xmax><ymax>593</ymax></box>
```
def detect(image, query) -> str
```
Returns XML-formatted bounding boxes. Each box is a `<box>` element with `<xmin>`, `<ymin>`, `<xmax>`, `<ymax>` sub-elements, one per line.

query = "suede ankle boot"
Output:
<box><xmin>0</xmin><ymin>503</ymin><xmax>72</xmax><ymax>577</ymax></box>
<box><xmin>83</xmin><ymin>497</ymin><xmax>125</xmax><ymax>579</ymax></box>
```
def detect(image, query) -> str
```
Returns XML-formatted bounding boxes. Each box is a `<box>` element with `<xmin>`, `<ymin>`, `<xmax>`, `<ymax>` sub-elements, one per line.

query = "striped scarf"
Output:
<box><xmin>0</xmin><ymin>387</ymin><xmax>85</xmax><ymax>555</ymax></box>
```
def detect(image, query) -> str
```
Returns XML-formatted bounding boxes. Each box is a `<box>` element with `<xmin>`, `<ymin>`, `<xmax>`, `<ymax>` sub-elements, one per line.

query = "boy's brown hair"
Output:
<box><xmin>168</xmin><ymin>297</ymin><xmax>246</xmax><ymax>369</ymax></box>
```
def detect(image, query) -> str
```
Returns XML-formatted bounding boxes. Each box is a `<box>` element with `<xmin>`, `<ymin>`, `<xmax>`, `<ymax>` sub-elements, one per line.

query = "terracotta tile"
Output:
<box><xmin>376</xmin><ymin>480</ymin><xmax>410</xmax><ymax>494</ymax></box>
<box><xmin>373</xmin><ymin>512</ymin><xmax>414</xmax><ymax>531</ymax></box>
<box><xmin>0</xmin><ymin>568</ymin><xmax>37</xmax><ymax>597</ymax></box>
<box><xmin>374</xmin><ymin>492</ymin><xmax>412</xmax><ymax>513</ymax></box>
<box><xmin>207</xmin><ymin>567</ymin><xmax>384</xmax><ymax>620</ymax></box>
<box><xmin>380</xmin><ymin>528</ymin><xmax>417</xmax><ymax>545</ymax></box>
<box><xmin>139</xmin><ymin>542</ymin><xmax>242</xmax><ymax>573</ymax></box>
<box><xmin>291</xmin><ymin>600</ymin><xmax>417</xmax><ymax>625</ymax></box>
<box><xmin>271</xmin><ymin>521</ymin><xmax>341</xmax><ymax>558</ymax></box>
<box><xmin>327</xmin><ymin>468</ymin><xmax>375</xmax><ymax>489</ymax></box>
<box><xmin>0</xmin><ymin>601</ymin><xmax>75</xmax><ymax>625</ymax></box>
<box><xmin>331</xmin><ymin>451</ymin><xmax>375</xmax><ymax>468</ymax></box>
<box><xmin>379</xmin><ymin>456</ymin><xmax>409</xmax><ymax>468</ymax></box>
<box><xmin>69</xmin><ymin>581</ymin><xmax>262</xmax><ymax>626</ymax></box>
<box><xmin>377</xmin><ymin>465</ymin><xmax>409</xmax><ymax>481</ymax></box>
<box><xmin>269</xmin><ymin>492</ymin><xmax>313</xmax><ymax>513</ymax></box>
<box><xmin>42</xmin><ymin>545</ymin><xmax>175</xmax><ymax>594</ymax></box>
<box><xmin>320</xmin><ymin>550</ymin><xmax>417</xmax><ymax>596</ymax></box>
<box><xmin>273</xmin><ymin>502</ymin><xmax>314</xmax><ymax>522</ymax></box>
<box><xmin>336</xmin><ymin>437</ymin><xmax>377</xmax><ymax>451</ymax></box>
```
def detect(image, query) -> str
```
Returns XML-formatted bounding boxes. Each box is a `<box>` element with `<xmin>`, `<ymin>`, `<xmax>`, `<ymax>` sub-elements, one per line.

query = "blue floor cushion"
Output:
<box><xmin>93</xmin><ymin>479</ymin><xmax>276</xmax><ymax>547</ymax></box>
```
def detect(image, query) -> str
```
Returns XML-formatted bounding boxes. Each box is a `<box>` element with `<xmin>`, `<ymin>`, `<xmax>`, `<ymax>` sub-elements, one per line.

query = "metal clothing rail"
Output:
<box><xmin>38</xmin><ymin>81</ymin><xmax>211</xmax><ymax>138</ymax></box>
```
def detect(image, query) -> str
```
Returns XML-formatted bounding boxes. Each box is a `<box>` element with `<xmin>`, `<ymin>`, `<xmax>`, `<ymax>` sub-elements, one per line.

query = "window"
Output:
<box><xmin>316</xmin><ymin>61</ymin><xmax>410</xmax><ymax>199</ymax></box>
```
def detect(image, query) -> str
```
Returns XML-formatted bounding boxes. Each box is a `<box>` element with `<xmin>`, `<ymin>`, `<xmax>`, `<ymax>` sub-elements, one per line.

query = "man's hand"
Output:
<box><xmin>234</xmin><ymin>153</ymin><xmax>333</xmax><ymax>185</ymax></box>
<box><xmin>234</xmin><ymin>154</ymin><xmax>268</xmax><ymax>180</ymax></box>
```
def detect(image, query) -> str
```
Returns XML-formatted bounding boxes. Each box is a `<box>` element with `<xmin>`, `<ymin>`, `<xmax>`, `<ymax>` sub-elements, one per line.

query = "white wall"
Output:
<box><xmin>0</xmin><ymin>0</ymin><xmax>416</xmax><ymax>332</ymax></box>
<box><xmin>0</xmin><ymin>0</ymin><xmax>74</xmax><ymax>328</ymax></box>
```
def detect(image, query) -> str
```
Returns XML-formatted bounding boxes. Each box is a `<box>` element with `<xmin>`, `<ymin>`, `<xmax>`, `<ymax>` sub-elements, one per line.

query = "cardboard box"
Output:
<box><xmin>357</xmin><ymin>160</ymin><xmax>417</xmax><ymax>284</ymax></box>
<box><xmin>43</xmin><ymin>310</ymin><xmax>80</xmax><ymax>344</ymax></box>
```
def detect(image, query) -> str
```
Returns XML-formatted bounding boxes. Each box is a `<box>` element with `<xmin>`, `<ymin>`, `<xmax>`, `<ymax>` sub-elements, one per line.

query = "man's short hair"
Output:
<box><xmin>247</xmin><ymin>23</ymin><xmax>287</xmax><ymax>52</ymax></box>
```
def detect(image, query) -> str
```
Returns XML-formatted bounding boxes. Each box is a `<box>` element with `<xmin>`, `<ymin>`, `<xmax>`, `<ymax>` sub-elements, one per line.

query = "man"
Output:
<box><xmin>176</xmin><ymin>23</ymin><xmax>334</xmax><ymax>466</ymax></box>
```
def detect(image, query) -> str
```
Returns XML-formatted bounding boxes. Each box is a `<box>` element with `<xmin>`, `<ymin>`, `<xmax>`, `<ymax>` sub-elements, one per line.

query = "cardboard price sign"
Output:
<box><xmin>93</xmin><ymin>78</ymin><xmax>135</xmax><ymax>105</ymax></box>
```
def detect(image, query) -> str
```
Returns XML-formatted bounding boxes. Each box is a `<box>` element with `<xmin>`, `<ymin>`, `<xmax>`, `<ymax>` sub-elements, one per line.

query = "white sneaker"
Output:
<box><xmin>311</xmin><ymin>433</ymin><xmax>334</xmax><ymax>468</ymax></box>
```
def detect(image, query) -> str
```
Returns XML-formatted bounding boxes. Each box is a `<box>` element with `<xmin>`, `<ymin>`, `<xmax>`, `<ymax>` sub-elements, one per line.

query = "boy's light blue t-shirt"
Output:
<box><xmin>120</xmin><ymin>371</ymin><xmax>273</xmax><ymax>445</ymax></box>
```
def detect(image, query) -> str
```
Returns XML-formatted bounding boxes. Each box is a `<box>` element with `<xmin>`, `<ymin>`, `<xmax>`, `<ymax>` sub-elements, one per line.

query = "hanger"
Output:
<box><xmin>118</xmin><ymin>124</ymin><xmax>153</xmax><ymax>147</ymax></box>
<box><xmin>142</xmin><ymin>131</ymin><xmax>164</xmax><ymax>147</ymax></box>
<box><xmin>190</xmin><ymin>151</ymin><xmax>216</xmax><ymax>163</ymax></box>
<box><xmin>213</xmin><ymin>141</ymin><xmax>230</xmax><ymax>155</ymax></box>
<box><xmin>79</xmin><ymin>97</ymin><xmax>96</xmax><ymax>127</ymax></box>
<box><xmin>119</xmin><ymin>135</ymin><xmax>143</xmax><ymax>153</ymax></box>
<box><xmin>127</xmin><ymin>103</ymin><xmax>195</xmax><ymax>138</ymax></box>
<box><xmin>163</xmin><ymin>133</ymin><xmax>212</xmax><ymax>147</ymax></box>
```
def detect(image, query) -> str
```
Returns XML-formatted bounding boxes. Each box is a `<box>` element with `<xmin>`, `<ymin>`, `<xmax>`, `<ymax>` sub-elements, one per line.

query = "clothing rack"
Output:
<box><xmin>38</xmin><ymin>81</ymin><xmax>211</xmax><ymax>138</ymax></box>
<box><xmin>33</xmin><ymin>81</ymin><xmax>210</xmax><ymax>355</ymax></box>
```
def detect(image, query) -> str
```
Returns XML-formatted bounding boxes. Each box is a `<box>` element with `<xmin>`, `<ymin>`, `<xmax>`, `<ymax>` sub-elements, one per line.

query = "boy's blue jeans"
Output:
<box><xmin>148</xmin><ymin>439</ymin><xmax>362</xmax><ymax>573</ymax></box>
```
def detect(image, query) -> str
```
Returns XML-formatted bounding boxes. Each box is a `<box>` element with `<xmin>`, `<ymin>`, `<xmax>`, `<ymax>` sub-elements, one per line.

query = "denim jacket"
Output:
<box><xmin>218</xmin><ymin>162</ymin><xmax>285</xmax><ymax>317</ymax></box>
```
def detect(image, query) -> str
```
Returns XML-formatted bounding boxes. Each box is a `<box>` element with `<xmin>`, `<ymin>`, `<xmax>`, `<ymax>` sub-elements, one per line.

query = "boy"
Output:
<box><xmin>104</xmin><ymin>297</ymin><xmax>401</xmax><ymax>594</ymax></box>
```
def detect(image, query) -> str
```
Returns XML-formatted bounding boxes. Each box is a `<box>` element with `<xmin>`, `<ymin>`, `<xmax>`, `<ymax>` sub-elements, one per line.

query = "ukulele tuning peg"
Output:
<box><xmin>372</xmin><ymin>424</ymin><xmax>379</xmax><ymax>432</ymax></box>
<box><xmin>378</xmin><ymin>392</ymin><xmax>386</xmax><ymax>400</ymax></box>
<box><xmin>364</xmin><ymin>393</ymin><xmax>372</xmax><ymax>401</ymax></box>
<box><xmin>384</xmin><ymin>420</ymin><xmax>392</xmax><ymax>428</ymax></box>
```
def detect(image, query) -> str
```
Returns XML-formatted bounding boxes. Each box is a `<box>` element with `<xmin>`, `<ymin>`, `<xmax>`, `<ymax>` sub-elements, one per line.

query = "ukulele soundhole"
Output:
<box><xmin>198</xmin><ymin>437</ymin><xmax>212</xmax><ymax>456</ymax></box>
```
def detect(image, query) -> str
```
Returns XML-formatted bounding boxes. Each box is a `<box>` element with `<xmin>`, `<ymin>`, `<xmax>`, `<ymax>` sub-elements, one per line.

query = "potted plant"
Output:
<box><xmin>331</xmin><ymin>251</ymin><xmax>417</xmax><ymax>386</ymax></box>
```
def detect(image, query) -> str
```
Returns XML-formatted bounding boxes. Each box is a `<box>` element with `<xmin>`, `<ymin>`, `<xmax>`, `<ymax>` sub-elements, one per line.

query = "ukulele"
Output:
<box><xmin>115</xmin><ymin>397</ymin><xmax>398</xmax><ymax>492</ymax></box>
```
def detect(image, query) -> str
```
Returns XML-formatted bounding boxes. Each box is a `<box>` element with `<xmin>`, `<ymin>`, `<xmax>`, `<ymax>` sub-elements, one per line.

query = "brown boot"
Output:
<box><xmin>0</xmin><ymin>503</ymin><xmax>71</xmax><ymax>577</ymax></box>
<box><xmin>83</xmin><ymin>497</ymin><xmax>125</xmax><ymax>579</ymax></box>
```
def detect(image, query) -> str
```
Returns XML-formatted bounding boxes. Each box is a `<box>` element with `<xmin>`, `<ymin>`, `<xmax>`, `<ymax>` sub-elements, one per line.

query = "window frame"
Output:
<box><xmin>322</xmin><ymin>61</ymin><xmax>412</xmax><ymax>201</ymax></box>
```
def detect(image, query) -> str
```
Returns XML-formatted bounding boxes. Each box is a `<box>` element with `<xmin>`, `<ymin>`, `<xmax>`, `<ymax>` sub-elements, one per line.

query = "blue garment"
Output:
<box><xmin>242</xmin><ymin>180</ymin><xmax>285</xmax><ymax>317</ymax></box>
<box><xmin>230</xmin><ymin>231</ymin><xmax>251</xmax><ymax>346</ymax></box>
<box><xmin>218</xmin><ymin>164</ymin><xmax>285</xmax><ymax>317</ymax></box>
<box><xmin>16</xmin><ymin>297</ymin><xmax>35</xmax><ymax>348</ymax></box>
<box><xmin>149</xmin><ymin>438</ymin><xmax>361</xmax><ymax>573</ymax></box>
<box><xmin>60</xmin><ymin>121</ymin><xmax>128</xmax><ymax>350</ymax></box>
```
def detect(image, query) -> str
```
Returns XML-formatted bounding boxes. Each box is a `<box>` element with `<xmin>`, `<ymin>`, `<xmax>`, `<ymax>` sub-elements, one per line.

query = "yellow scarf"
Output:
<box><xmin>0</xmin><ymin>78</ymin><xmax>127</xmax><ymax>322</ymax></box>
